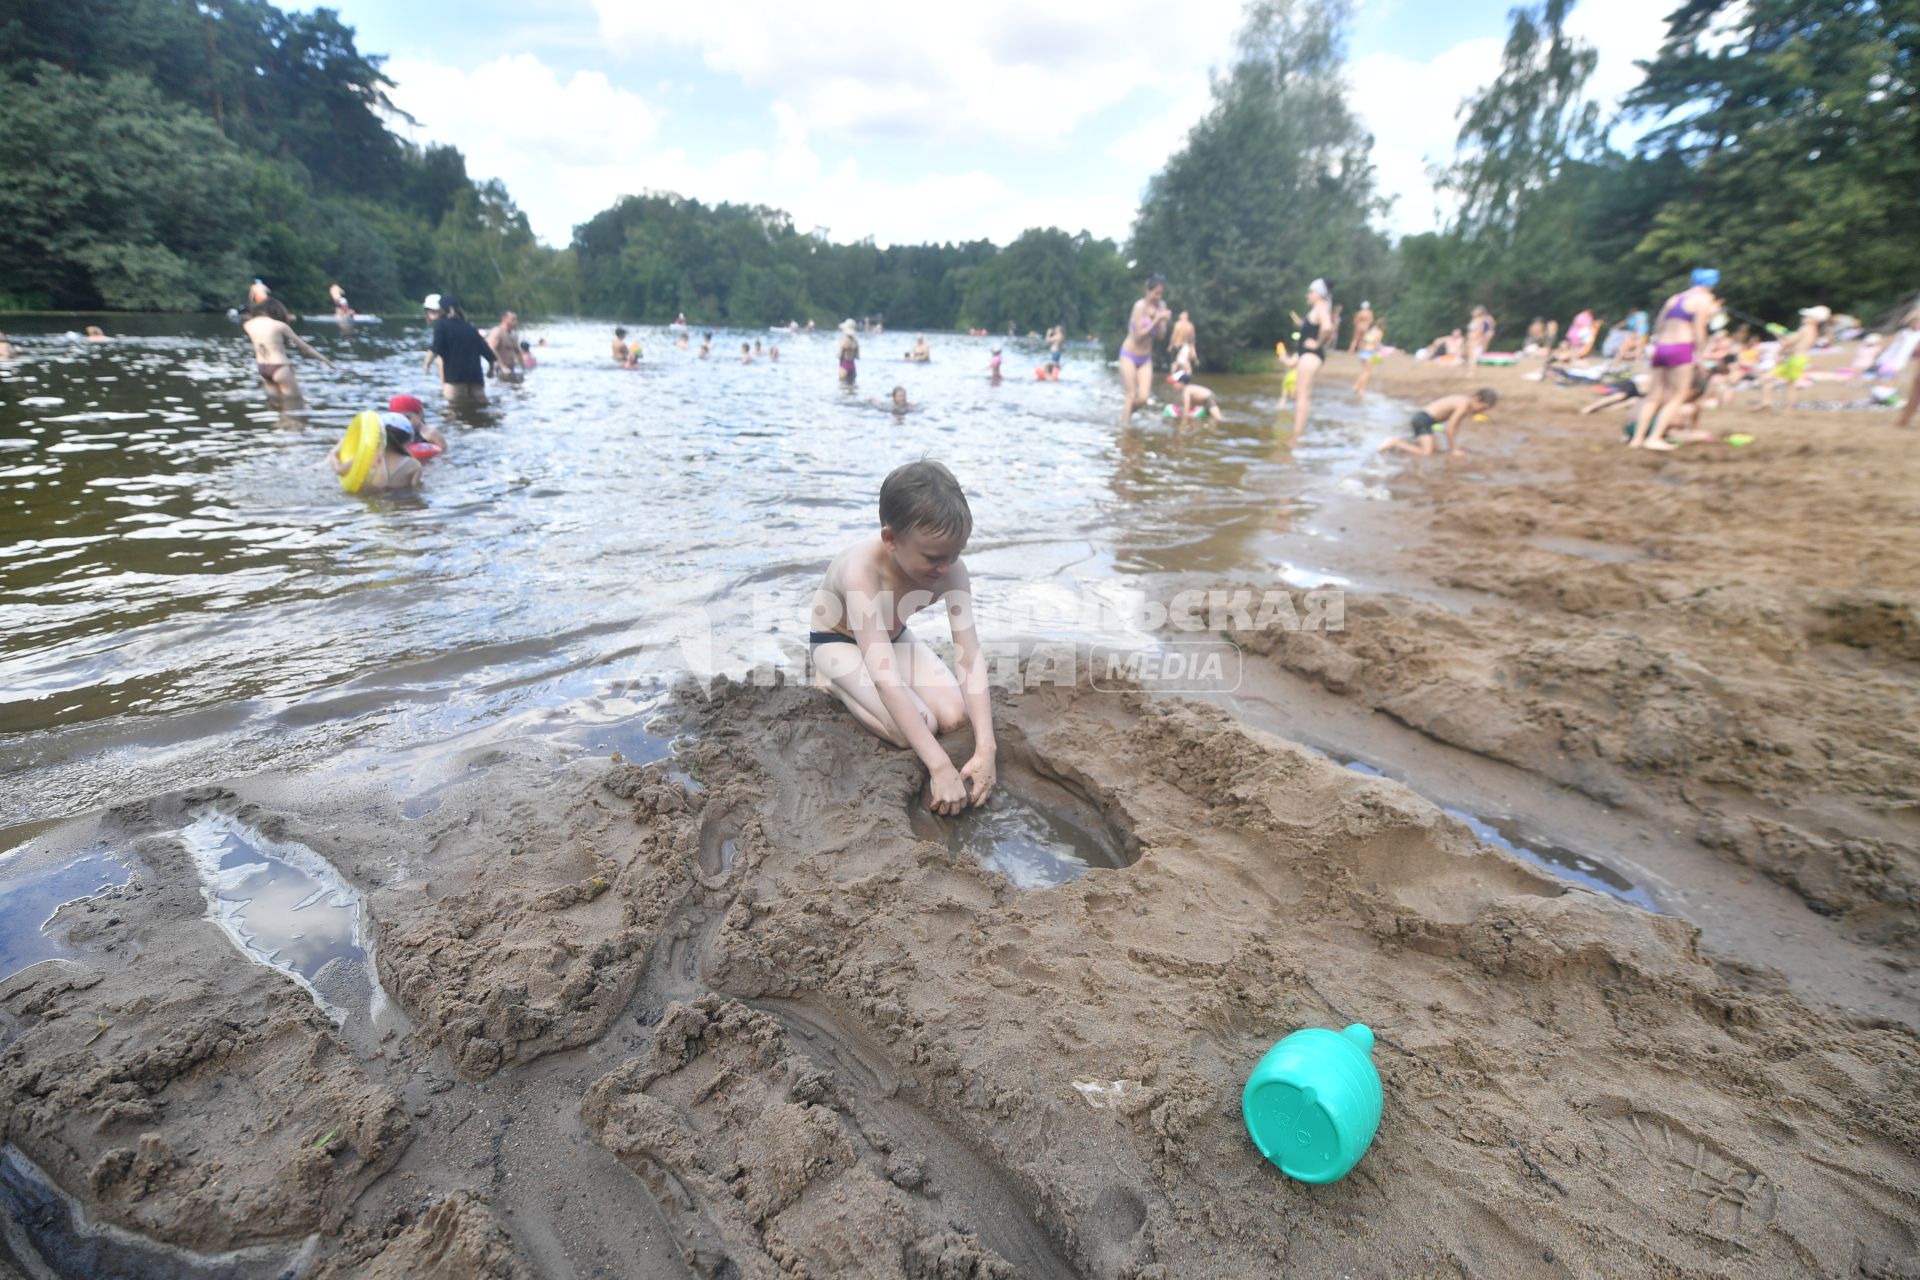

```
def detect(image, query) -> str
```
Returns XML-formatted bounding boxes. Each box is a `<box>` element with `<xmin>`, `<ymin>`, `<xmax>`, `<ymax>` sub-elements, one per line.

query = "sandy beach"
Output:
<box><xmin>3</xmin><ymin>347</ymin><xmax>1916</xmax><ymax>1278</ymax></box>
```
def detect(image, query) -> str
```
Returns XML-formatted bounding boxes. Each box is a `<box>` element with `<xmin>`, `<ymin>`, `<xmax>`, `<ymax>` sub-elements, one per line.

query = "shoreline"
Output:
<box><xmin>2</xmin><ymin>347</ymin><xmax>1917</xmax><ymax>1276</ymax></box>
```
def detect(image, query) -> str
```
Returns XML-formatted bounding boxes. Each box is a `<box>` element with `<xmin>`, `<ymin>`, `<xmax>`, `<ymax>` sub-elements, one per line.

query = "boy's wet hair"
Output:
<box><xmin>1474</xmin><ymin>388</ymin><xmax>1499</xmax><ymax>406</ymax></box>
<box><xmin>880</xmin><ymin>460</ymin><xmax>971</xmax><ymax>542</ymax></box>
<box><xmin>614</xmin><ymin>327</ymin><xmax>627</xmax><ymax>337</ymax></box>
<box><xmin>1145</xmin><ymin>273</ymin><xmax>1166</xmax><ymax>290</ymax></box>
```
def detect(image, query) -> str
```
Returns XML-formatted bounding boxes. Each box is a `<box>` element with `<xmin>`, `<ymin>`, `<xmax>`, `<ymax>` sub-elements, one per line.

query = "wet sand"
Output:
<box><xmin>4</xmin><ymin>348</ymin><xmax>1918</xmax><ymax>1277</ymax></box>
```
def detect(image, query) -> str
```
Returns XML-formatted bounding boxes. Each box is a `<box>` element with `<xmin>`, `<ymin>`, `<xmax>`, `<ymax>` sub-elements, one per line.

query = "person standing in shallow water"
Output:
<box><xmin>243</xmin><ymin>298</ymin><xmax>335</xmax><ymax>403</ymax></box>
<box><xmin>1289</xmin><ymin>278</ymin><xmax>1334</xmax><ymax>435</ymax></box>
<box><xmin>424</xmin><ymin>296</ymin><xmax>495</xmax><ymax>404</ymax></box>
<box><xmin>1119</xmin><ymin>274</ymin><xmax>1171</xmax><ymax>426</ymax></box>
<box><xmin>838</xmin><ymin>320</ymin><xmax>860</xmax><ymax>385</ymax></box>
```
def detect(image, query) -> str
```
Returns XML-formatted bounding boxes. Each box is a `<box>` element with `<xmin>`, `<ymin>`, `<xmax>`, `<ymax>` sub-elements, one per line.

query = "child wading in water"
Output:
<box><xmin>809</xmin><ymin>461</ymin><xmax>996</xmax><ymax>815</ymax></box>
<box><xmin>1378</xmin><ymin>389</ymin><xmax>1497</xmax><ymax>457</ymax></box>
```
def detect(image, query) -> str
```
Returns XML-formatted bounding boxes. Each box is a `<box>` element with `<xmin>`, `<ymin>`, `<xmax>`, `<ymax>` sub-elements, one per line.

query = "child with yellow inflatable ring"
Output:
<box><xmin>331</xmin><ymin>394</ymin><xmax>448</xmax><ymax>493</ymax></box>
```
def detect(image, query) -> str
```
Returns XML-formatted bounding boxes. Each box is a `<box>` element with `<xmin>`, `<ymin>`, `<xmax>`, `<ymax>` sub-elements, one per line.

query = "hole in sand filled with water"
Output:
<box><xmin>1337</xmin><ymin>758</ymin><xmax>1659</xmax><ymax>910</ymax></box>
<box><xmin>0</xmin><ymin>850</ymin><xmax>131</xmax><ymax>982</ymax></box>
<box><xmin>912</xmin><ymin>763</ymin><xmax>1137</xmax><ymax>889</ymax></box>
<box><xmin>179</xmin><ymin>812</ymin><xmax>385</xmax><ymax>1021</ymax></box>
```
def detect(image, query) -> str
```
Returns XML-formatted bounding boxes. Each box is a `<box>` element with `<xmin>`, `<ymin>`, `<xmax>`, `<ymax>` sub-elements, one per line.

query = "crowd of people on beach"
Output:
<box><xmin>6</xmin><ymin>260</ymin><xmax>1915</xmax><ymax>821</ymax></box>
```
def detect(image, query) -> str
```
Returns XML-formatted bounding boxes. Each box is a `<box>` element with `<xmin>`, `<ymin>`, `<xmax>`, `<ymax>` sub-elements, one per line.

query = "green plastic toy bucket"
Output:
<box><xmin>1241</xmin><ymin>1024</ymin><xmax>1382</xmax><ymax>1183</ymax></box>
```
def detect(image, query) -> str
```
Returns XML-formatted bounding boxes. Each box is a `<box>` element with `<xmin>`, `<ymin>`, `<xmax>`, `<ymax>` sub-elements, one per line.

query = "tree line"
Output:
<box><xmin>4</xmin><ymin>0</ymin><xmax>1913</xmax><ymax>364</ymax></box>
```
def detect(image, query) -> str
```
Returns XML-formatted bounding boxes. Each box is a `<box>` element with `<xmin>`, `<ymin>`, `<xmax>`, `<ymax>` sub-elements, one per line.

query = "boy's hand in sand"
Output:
<box><xmin>928</xmin><ymin>765</ymin><xmax>969</xmax><ymax>815</ymax></box>
<box><xmin>960</xmin><ymin>750</ymin><xmax>996</xmax><ymax>807</ymax></box>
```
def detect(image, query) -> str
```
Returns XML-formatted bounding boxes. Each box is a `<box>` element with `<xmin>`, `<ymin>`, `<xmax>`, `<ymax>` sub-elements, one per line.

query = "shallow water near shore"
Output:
<box><xmin>0</xmin><ymin>316</ymin><xmax>1400</xmax><ymax>828</ymax></box>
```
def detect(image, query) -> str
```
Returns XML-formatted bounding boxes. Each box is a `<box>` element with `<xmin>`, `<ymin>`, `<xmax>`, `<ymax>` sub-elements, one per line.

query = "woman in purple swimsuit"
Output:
<box><xmin>1631</xmin><ymin>268</ymin><xmax>1720</xmax><ymax>450</ymax></box>
<box><xmin>1119</xmin><ymin>274</ymin><xmax>1171</xmax><ymax>427</ymax></box>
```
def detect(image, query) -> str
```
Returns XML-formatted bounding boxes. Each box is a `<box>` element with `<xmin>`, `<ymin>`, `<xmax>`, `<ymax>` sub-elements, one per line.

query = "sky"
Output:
<box><xmin>316</xmin><ymin>0</ymin><xmax>1678</xmax><ymax>250</ymax></box>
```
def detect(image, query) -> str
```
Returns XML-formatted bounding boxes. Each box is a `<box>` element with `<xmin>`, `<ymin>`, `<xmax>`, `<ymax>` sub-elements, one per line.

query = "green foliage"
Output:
<box><xmin>1447</xmin><ymin>0</ymin><xmax>1601</xmax><ymax>246</ymax></box>
<box><xmin>0</xmin><ymin>63</ymin><xmax>250</xmax><ymax>309</ymax></box>
<box><xmin>1130</xmin><ymin>0</ymin><xmax>1390</xmax><ymax>364</ymax></box>
<box><xmin>574</xmin><ymin>194</ymin><xmax>1117</xmax><ymax>331</ymax></box>
<box><xmin>1624</xmin><ymin>0</ymin><xmax>1920</xmax><ymax>320</ymax></box>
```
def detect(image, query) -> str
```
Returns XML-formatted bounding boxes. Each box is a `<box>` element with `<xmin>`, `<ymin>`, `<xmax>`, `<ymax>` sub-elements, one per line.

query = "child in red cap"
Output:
<box><xmin>330</xmin><ymin>394</ymin><xmax>448</xmax><ymax>492</ymax></box>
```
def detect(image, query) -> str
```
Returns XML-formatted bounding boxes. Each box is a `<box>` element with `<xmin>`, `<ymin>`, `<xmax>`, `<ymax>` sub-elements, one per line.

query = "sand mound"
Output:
<box><xmin>5</xmin><ymin>673</ymin><xmax>1916</xmax><ymax>1276</ymax></box>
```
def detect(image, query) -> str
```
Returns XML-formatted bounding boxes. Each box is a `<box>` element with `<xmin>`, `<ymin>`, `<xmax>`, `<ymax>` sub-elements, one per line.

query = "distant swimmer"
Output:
<box><xmin>1378</xmin><ymin>389</ymin><xmax>1496</xmax><ymax>457</ymax></box>
<box><xmin>612</xmin><ymin>327</ymin><xmax>631</xmax><ymax>364</ymax></box>
<box><xmin>988</xmin><ymin>346</ymin><xmax>1002</xmax><ymax>382</ymax></box>
<box><xmin>674</xmin><ymin>312</ymin><xmax>688</xmax><ymax>326</ymax></box>
<box><xmin>838</xmin><ymin>320</ymin><xmax>860</xmax><ymax>385</ymax></box>
<box><xmin>889</xmin><ymin>386</ymin><xmax>911</xmax><ymax>413</ymax></box>
<box><xmin>741</xmin><ymin>342</ymin><xmax>753</xmax><ymax>364</ymax></box>
<box><xmin>675</xmin><ymin>331</ymin><xmax>688</xmax><ymax>351</ymax></box>
<box><xmin>0</xmin><ymin>334</ymin><xmax>15</xmax><ymax>359</ymax></box>
<box><xmin>907</xmin><ymin>335</ymin><xmax>931</xmax><ymax>363</ymax></box>
<box><xmin>243</xmin><ymin>299</ymin><xmax>335</xmax><ymax>402</ymax></box>
<box><xmin>488</xmin><ymin>311</ymin><xmax>524</xmax><ymax>381</ymax></box>
<box><xmin>519</xmin><ymin>340</ymin><xmax>536</xmax><ymax>370</ymax></box>
<box><xmin>1119</xmin><ymin>274</ymin><xmax>1171</xmax><ymax>426</ymax></box>
<box><xmin>754</xmin><ymin>339</ymin><xmax>764</xmax><ymax>355</ymax></box>
<box><xmin>85</xmin><ymin>325</ymin><xmax>109</xmax><ymax>342</ymax></box>
<box><xmin>698</xmin><ymin>332</ymin><xmax>713</xmax><ymax>359</ymax></box>
<box><xmin>769</xmin><ymin>344</ymin><xmax>780</xmax><ymax>363</ymax></box>
<box><xmin>1045</xmin><ymin>324</ymin><xmax>1065</xmax><ymax>375</ymax></box>
<box><xmin>1289</xmin><ymin>278</ymin><xmax>1333</xmax><ymax>434</ymax></box>
<box><xmin>424</xmin><ymin>295</ymin><xmax>495</xmax><ymax>403</ymax></box>
<box><xmin>329</xmin><ymin>282</ymin><xmax>353</xmax><ymax>320</ymax></box>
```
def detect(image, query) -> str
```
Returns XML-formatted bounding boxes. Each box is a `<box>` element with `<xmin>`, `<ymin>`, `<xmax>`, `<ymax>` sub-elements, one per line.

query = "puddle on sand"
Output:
<box><xmin>1</xmin><ymin>1144</ymin><xmax>315</xmax><ymax>1280</ymax></box>
<box><xmin>914</xmin><ymin>774</ymin><xmax>1135</xmax><ymax>889</ymax></box>
<box><xmin>179</xmin><ymin>812</ymin><xmax>376</xmax><ymax>1020</ymax></box>
<box><xmin>1338</xmin><ymin>759</ymin><xmax>1660</xmax><ymax>910</ymax></box>
<box><xmin>0</xmin><ymin>852</ymin><xmax>131</xmax><ymax>981</ymax></box>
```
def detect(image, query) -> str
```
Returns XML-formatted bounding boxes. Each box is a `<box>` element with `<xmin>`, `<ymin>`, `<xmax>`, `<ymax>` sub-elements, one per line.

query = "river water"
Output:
<box><xmin>0</xmin><ymin>314</ymin><xmax>1404</xmax><ymax>833</ymax></box>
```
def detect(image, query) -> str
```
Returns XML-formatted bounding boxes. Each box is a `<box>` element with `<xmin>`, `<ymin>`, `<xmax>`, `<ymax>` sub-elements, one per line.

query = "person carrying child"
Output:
<box><xmin>808</xmin><ymin>461</ymin><xmax>996</xmax><ymax>814</ymax></box>
<box><xmin>1377</xmin><ymin>389</ymin><xmax>1497</xmax><ymax>457</ymax></box>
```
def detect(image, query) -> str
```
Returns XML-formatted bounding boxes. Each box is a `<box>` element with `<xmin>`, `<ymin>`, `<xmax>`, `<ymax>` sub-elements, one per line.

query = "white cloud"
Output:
<box><xmin>589</xmin><ymin>0</ymin><xmax>1243</xmax><ymax>147</ymax></box>
<box><xmin>380</xmin><ymin>53</ymin><xmax>1139</xmax><ymax>247</ymax></box>
<box><xmin>1347</xmin><ymin>37</ymin><xmax>1504</xmax><ymax>237</ymax></box>
<box><xmin>1347</xmin><ymin>0</ymin><xmax>1671</xmax><ymax>238</ymax></box>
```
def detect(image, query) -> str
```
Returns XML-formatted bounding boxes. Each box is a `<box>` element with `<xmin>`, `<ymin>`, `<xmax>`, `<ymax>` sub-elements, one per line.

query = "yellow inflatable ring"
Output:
<box><xmin>335</xmin><ymin>410</ymin><xmax>382</xmax><ymax>493</ymax></box>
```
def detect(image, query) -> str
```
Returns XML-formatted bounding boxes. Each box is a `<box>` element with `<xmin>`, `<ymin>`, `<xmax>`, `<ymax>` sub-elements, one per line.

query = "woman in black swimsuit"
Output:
<box><xmin>1292</xmin><ymin>278</ymin><xmax>1334</xmax><ymax>435</ymax></box>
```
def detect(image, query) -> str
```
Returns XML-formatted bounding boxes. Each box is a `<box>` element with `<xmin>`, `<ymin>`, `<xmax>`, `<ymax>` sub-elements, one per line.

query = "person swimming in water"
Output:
<box><xmin>243</xmin><ymin>299</ymin><xmax>335</xmax><ymax>402</ymax></box>
<box><xmin>330</xmin><ymin>393</ymin><xmax>448</xmax><ymax>492</ymax></box>
<box><xmin>489</xmin><ymin>311</ymin><xmax>524</xmax><ymax>382</ymax></box>
<box><xmin>907</xmin><ymin>336</ymin><xmax>931</xmax><ymax>363</ymax></box>
<box><xmin>612</xmin><ymin>327</ymin><xmax>631</xmax><ymax>364</ymax></box>
<box><xmin>1119</xmin><ymin>274</ymin><xmax>1172</xmax><ymax>426</ymax></box>
<box><xmin>698</xmin><ymin>332</ymin><xmax>713</xmax><ymax>359</ymax></box>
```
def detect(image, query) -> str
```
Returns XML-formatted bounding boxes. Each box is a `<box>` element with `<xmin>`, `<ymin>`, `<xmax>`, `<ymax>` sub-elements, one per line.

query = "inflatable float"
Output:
<box><xmin>305</xmin><ymin>314</ymin><xmax>381</xmax><ymax>324</ymax></box>
<box><xmin>334</xmin><ymin>411</ymin><xmax>383</xmax><ymax>493</ymax></box>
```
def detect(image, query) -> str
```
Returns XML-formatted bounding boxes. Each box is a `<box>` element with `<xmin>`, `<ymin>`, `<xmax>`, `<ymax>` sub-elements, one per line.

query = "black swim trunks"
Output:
<box><xmin>1410</xmin><ymin>411</ymin><xmax>1438</xmax><ymax>437</ymax></box>
<box><xmin>809</xmin><ymin>624</ymin><xmax>908</xmax><ymax>648</ymax></box>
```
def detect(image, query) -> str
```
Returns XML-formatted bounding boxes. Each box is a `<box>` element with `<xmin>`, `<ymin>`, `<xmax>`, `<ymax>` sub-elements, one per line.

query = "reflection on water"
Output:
<box><xmin>180</xmin><ymin>811</ymin><xmax>369</xmax><ymax>1017</ymax></box>
<box><xmin>1</xmin><ymin>316</ymin><xmax>1401</xmax><ymax>825</ymax></box>
<box><xmin>1338</xmin><ymin>758</ymin><xmax>1660</xmax><ymax>910</ymax></box>
<box><xmin>914</xmin><ymin>774</ymin><xmax>1133</xmax><ymax>889</ymax></box>
<box><xmin>0</xmin><ymin>850</ymin><xmax>131</xmax><ymax>980</ymax></box>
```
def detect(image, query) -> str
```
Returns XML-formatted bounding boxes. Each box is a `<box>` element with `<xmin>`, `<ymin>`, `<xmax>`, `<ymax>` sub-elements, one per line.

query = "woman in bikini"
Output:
<box><xmin>1291</xmin><ymin>278</ymin><xmax>1334</xmax><ymax>435</ymax></box>
<box><xmin>243</xmin><ymin>298</ymin><xmax>335</xmax><ymax>404</ymax></box>
<box><xmin>1118</xmin><ymin>274</ymin><xmax>1171</xmax><ymax>427</ymax></box>
<box><xmin>1630</xmin><ymin>268</ymin><xmax>1720</xmax><ymax>450</ymax></box>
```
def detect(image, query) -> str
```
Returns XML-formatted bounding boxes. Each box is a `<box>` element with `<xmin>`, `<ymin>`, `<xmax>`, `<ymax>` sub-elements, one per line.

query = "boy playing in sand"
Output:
<box><xmin>1378</xmin><ymin>389</ymin><xmax>1497</xmax><ymax>457</ymax></box>
<box><xmin>809</xmin><ymin>460</ymin><xmax>996</xmax><ymax>815</ymax></box>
